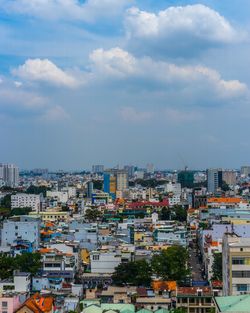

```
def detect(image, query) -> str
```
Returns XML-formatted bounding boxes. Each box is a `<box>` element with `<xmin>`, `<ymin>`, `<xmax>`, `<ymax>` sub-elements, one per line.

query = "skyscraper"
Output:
<box><xmin>103</xmin><ymin>169</ymin><xmax>128</xmax><ymax>199</ymax></box>
<box><xmin>0</xmin><ymin>163</ymin><xmax>19</xmax><ymax>187</ymax></box>
<box><xmin>92</xmin><ymin>165</ymin><xmax>104</xmax><ymax>174</ymax></box>
<box><xmin>207</xmin><ymin>168</ymin><xmax>223</xmax><ymax>194</ymax></box>
<box><xmin>177</xmin><ymin>170</ymin><xmax>194</xmax><ymax>188</ymax></box>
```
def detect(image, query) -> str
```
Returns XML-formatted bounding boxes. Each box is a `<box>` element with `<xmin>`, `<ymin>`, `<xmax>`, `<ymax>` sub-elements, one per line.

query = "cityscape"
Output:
<box><xmin>1</xmin><ymin>163</ymin><xmax>250</xmax><ymax>313</ymax></box>
<box><xmin>1</xmin><ymin>0</ymin><xmax>250</xmax><ymax>312</ymax></box>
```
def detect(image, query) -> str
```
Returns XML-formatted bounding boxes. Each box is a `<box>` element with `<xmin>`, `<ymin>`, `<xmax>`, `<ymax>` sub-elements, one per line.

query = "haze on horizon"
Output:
<box><xmin>1</xmin><ymin>0</ymin><xmax>250</xmax><ymax>170</ymax></box>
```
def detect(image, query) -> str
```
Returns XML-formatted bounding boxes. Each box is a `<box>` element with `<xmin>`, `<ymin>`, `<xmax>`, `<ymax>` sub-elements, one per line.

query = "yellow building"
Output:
<box><xmin>29</xmin><ymin>210</ymin><xmax>69</xmax><ymax>222</ymax></box>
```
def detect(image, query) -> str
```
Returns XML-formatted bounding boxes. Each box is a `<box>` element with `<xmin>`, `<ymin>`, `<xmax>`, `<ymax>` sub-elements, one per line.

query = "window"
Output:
<box><xmin>15</xmin><ymin>226</ymin><xmax>18</xmax><ymax>230</ymax></box>
<box><xmin>232</xmin><ymin>271</ymin><xmax>250</xmax><ymax>278</ymax></box>
<box><xmin>237</xmin><ymin>284</ymin><xmax>248</xmax><ymax>292</ymax></box>
<box><xmin>92</xmin><ymin>255</ymin><xmax>99</xmax><ymax>261</ymax></box>
<box><xmin>2</xmin><ymin>302</ymin><xmax>8</xmax><ymax>307</ymax></box>
<box><xmin>232</xmin><ymin>258</ymin><xmax>244</xmax><ymax>265</ymax></box>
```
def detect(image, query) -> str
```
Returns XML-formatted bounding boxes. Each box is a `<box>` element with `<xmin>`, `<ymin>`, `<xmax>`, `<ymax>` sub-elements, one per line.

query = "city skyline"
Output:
<box><xmin>1</xmin><ymin>0</ymin><xmax>250</xmax><ymax>169</ymax></box>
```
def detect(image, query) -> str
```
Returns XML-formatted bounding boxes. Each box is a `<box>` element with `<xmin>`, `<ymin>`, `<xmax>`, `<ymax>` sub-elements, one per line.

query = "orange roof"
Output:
<box><xmin>152</xmin><ymin>280</ymin><xmax>177</xmax><ymax>291</ymax></box>
<box><xmin>17</xmin><ymin>293</ymin><xmax>53</xmax><ymax>313</ymax></box>
<box><xmin>39</xmin><ymin>248</ymin><xmax>53</xmax><ymax>254</ymax></box>
<box><xmin>211</xmin><ymin>241</ymin><xmax>219</xmax><ymax>247</ymax></box>
<box><xmin>208</xmin><ymin>197</ymin><xmax>243</xmax><ymax>203</ymax></box>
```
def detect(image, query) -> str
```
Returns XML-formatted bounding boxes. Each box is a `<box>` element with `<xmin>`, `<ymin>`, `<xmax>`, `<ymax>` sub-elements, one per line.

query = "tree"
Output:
<box><xmin>170</xmin><ymin>309</ymin><xmax>187</xmax><ymax>313</ymax></box>
<box><xmin>84</xmin><ymin>208</ymin><xmax>102</xmax><ymax>222</ymax></box>
<box><xmin>212</xmin><ymin>252</ymin><xmax>222</xmax><ymax>281</ymax></box>
<box><xmin>112</xmin><ymin>260</ymin><xmax>152</xmax><ymax>287</ymax></box>
<box><xmin>173</xmin><ymin>205</ymin><xmax>187</xmax><ymax>222</ymax></box>
<box><xmin>1</xmin><ymin>194</ymin><xmax>12</xmax><ymax>209</ymax></box>
<box><xmin>26</xmin><ymin>185</ymin><xmax>49</xmax><ymax>197</ymax></box>
<box><xmin>0</xmin><ymin>253</ymin><xmax>41</xmax><ymax>279</ymax></box>
<box><xmin>11</xmin><ymin>207</ymin><xmax>31</xmax><ymax>216</ymax></box>
<box><xmin>160</xmin><ymin>207</ymin><xmax>171</xmax><ymax>220</ymax></box>
<box><xmin>151</xmin><ymin>246</ymin><xmax>189</xmax><ymax>281</ymax></box>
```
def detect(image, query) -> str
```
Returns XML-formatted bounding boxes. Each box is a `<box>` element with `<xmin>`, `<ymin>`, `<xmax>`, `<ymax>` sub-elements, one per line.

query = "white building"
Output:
<box><xmin>165</xmin><ymin>182</ymin><xmax>181</xmax><ymax>194</ymax></box>
<box><xmin>11</xmin><ymin>193</ymin><xmax>42</xmax><ymax>212</ymax></box>
<box><xmin>1</xmin><ymin>216</ymin><xmax>40</xmax><ymax>249</ymax></box>
<box><xmin>168</xmin><ymin>194</ymin><xmax>181</xmax><ymax>206</ymax></box>
<box><xmin>90</xmin><ymin>250</ymin><xmax>123</xmax><ymax>273</ymax></box>
<box><xmin>223</xmin><ymin>233</ymin><xmax>250</xmax><ymax>296</ymax></box>
<box><xmin>46</xmin><ymin>190</ymin><xmax>68</xmax><ymax>203</ymax></box>
<box><xmin>0</xmin><ymin>271</ymin><xmax>31</xmax><ymax>293</ymax></box>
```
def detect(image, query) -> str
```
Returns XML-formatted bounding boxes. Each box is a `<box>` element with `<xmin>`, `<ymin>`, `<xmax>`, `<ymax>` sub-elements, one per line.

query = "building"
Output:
<box><xmin>222</xmin><ymin>170</ymin><xmax>237</xmax><ymax>186</ymax></box>
<box><xmin>104</xmin><ymin>169</ymin><xmax>128</xmax><ymax>199</ymax></box>
<box><xmin>146</xmin><ymin>163</ymin><xmax>154</xmax><ymax>174</ymax></box>
<box><xmin>11</xmin><ymin>193</ymin><xmax>42</xmax><ymax>212</ymax></box>
<box><xmin>92</xmin><ymin>165</ymin><xmax>104</xmax><ymax>174</ymax></box>
<box><xmin>222</xmin><ymin>233</ymin><xmax>250</xmax><ymax>296</ymax></box>
<box><xmin>0</xmin><ymin>271</ymin><xmax>31</xmax><ymax>293</ymax></box>
<box><xmin>207</xmin><ymin>169</ymin><xmax>223</xmax><ymax>194</ymax></box>
<box><xmin>0</xmin><ymin>292</ymin><xmax>24</xmax><ymax>313</ymax></box>
<box><xmin>1</xmin><ymin>216</ymin><xmax>40</xmax><ymax>250</ymax></box>
<box><xmin>46</xmin><ymin>191</ymin><xmax>68</xmax><ymax>204</ymax></box>
<box><xmin>241</xmin><ymin>166</ymin><xmax>250</xmax><ymax>177</ymax></box>
<box><xmin>15</xmin><ymin>293</ymin><xmax>54</xmax><ymax>313</ymax></box>
<box><xmin>178</xmin><ymin>170</ymin><xmax>194</xmax><ymax>188</ymax></box>
<box><xmin>87</xmin><ymin>181</ymin><xmax>94</xmax><ymax>198</ymax></box>
<box><xmin>124</xmin><ymin>165</ymin><xmax>135</xmax><ymax>178</ymax></box>
<box><xmin>29</xmin><ymin>210</ymin><xmax>69</xmax><ymax>223</ymax></box>
<box><xmin>0</xmin><ymin>163</ymin><xmax>19</xmax><ymax>187</ymax></box>
<box><xmin>176</xmin><ymin>287</ymin><xmax>214</xmax><ymax>313</ymax></box>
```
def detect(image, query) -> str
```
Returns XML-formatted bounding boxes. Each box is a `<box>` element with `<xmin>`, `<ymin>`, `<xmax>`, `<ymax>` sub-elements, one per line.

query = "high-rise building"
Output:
<box><xmin>177</xmin><ymin>170</ymin><xmax>194</xmax><ymax>188</ymax></box>
<box><xmin>103</xmin><ymin>169</ymin><xmax>128</xmax><ymax>199</ymax></box>
<box><xmin>223</xmin><ymin>233</ymin><xmax>250</xmax><ymax>296</ymax></box>
<box><xmin>92</xmin><ymin>165</ymin><xmax>104</xmax><ymax>174</ymax></box>
<box><xmin>241</xmin><ymin>166</ymin><xmax>250</xmax><ymax>177</ymax></box>
<box><xmin>0</xmin><ymin>163</ymin><xmax>19</xmax><ymax>187</ymax></box>
<box><xmin>223</xmin><ymin>170</ymin><xmax>237</xmax><ymax>185</ymax></box>
<box><xmin>87</xmin><ymin>181</ymin><xmax>94</xmax><ymax>198</ymax></box>
<box><xmin>146</xmin><ymin>163</ymin><xmax>154</xmax><ymax>174</ymax></box>
<box><xmin>207</xmin><ymin>168</ymin><xmax>223</xmax><ymax>194</ymax></box>
<box><xmin>124</xmin><ymin>165</ymin><xmax>135</xmax><ymax>178</ymax></box>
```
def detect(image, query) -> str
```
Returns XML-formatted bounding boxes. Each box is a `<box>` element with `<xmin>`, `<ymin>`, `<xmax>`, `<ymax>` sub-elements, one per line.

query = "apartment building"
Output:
<box><xmin>11</xmin><ymin>193</ymin><xmax>42</xmax><ymax>212</ymax></box>
<box><xmin>1</xmin><ymin>216</ymin><xmax>40</xmax><ymax>250</ymax></box>
<box><xmin>223</xmin><ymin>233</ymin><xmax>250</xmax><ymax>296</ymax></box>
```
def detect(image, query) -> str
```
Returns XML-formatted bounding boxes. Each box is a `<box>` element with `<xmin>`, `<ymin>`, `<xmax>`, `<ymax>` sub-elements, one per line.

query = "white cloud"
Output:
<box><xmin>125</xmin><ymin>5</ymin><xmax>244</xmax><ymax>57</ymax></box>
<box><xmin>13</xmin><ymin>59</ymin><xmax>78</xmax><ymax>88</ymax></box>
<box><xmin>41</xmin><ymin>105</ymin><xmax>69</xmax><ymax>121</ymax></box>
<box><xmin>0</xmin><ymin>0</ymin><xmax>132</xmax><ymax>22</ymax></box>
<box><xmin>120</xmin><ymin>106</ymin><xmax>153</xmax><ymax>122</ymax></box>
<box><xmin>89</xmin><ymin>47</ymin><xmax>248</xmax><ymax>101</ymax></box>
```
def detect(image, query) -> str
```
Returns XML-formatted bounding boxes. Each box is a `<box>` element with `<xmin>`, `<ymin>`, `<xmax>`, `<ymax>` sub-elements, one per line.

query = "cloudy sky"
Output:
<box><xmin>1</xmin><ymin>0</ymin><xmax>250</xmax><ymax>170</ymax></box>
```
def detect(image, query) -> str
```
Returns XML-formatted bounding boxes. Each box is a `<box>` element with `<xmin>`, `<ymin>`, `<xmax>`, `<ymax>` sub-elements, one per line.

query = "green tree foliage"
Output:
<box><xmin>212</xmin><ymin>252</ymin><xmax>222</xmax><ymax>281</ymax></box>
<box><xmin>11</xmin><ymin>207</ymin><xmax>32</xmax><ymax>216</ymax></box>
<box><xmin>151</xmin><ymin>246</ymin><xmax>189</xmax><ymax>281</ymax></box>
<box><xmin>84</xmin><ymin>208</ymin><xmax>102</xmax><ymax>222</ymax></box>
<box><xmin>112</xmin><ymin>259</ymin><xmax>152</xmax><ymax>287</ymax></box>
<box><xmin>26</xmin><ymin>185</ymin><xmax>49</xmax><ymax>197</ymax></box>
<box><xmin>112</xmin><ymin>246</ymin><xmax>189</xmax><ymax>286</ymax></box>
<box><xmin>1</xmin><ymin>194</ymin><xmax>12</xmax><ymax>209</ymax></box>
<box><xmin>159</xmin><ymin>206</ymin><xmax>187</xmax><ymax>222</ymax></box>
<box><xmin>0</xmin><ymin>253</ymin><xmax>41</xmax><ymax>279</ymax></box>
<box><xmin>160</xmin><ymin>207</ymin><xmax>171</xmax><ymax>220</ymax></box>
<box><xmin>170</xmin><ymin>309</ymin><xmax>187</xmax><ymax>313</ymax></box>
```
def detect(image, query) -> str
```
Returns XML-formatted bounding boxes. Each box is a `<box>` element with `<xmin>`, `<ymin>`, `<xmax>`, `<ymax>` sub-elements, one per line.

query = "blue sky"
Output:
<box><xmin>1</xmin><ymin>0</ymin><xmax>250</xmax><ymax>170</ymax></box>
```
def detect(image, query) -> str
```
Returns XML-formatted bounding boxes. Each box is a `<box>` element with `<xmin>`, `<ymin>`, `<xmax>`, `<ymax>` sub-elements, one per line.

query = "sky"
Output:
<box><xmin>1</xmin><ymin>0</ymin><xmax>250</xmax><ymax>170</ymax></box>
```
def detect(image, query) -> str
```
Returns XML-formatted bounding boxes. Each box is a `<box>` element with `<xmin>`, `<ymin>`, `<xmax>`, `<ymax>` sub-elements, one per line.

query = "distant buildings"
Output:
<box><xmin>92</xmin><ymin>165</ymin><xmax>104</xmax><ymax>174</ymax></box>
<box><xmin>223</xmin><ymin>170</ymin><xmax>237</xmax><ymax>186</ymax></box>
<box><xmin>241</xmin><ymin>166</ymin><xmax>250</xmax><ymax>177</ymax></box>
<box><xmin>146</xmin><ymin>163</ymin><xmax>154</xmax><ymax>174</ymax></box>
<box><xmin>207</xmin><ymin>168</ymin><xmax>223</xmax><ymax>194</ymax></box>
<box><xmin>104</xmin><ymin>169</ymin><xmax>128</xmax><ymax>199</ymax></box>
<box><xmin>178</xmin><ymin>170</ymin><xmax>194</xmax><ymax>188</ymax></box>
<box><xmin>0</xmin><ymin>163</ymin><xmax>19</xmax><ymax>187</ymax></box>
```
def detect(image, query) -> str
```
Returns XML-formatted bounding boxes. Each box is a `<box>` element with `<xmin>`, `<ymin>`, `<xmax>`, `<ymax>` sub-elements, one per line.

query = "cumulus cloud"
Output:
<box><xmin>120</xmin><ymin>106</ymin><xmax>153</xmax><ymax>122</ymax></box>
<box><xmin>12</xmin><ymin>59</ymin><xmax>78</xmax><ymax>88</ymax></box>
<box><xmin>0</xmin><ymin>0</ymin><xmax>132</xmax><ymax>22</ymax></box>
<box><xmin>125</xmin><ymin>4</ymin><xmax>244</xmax><ymax>57</ymax></box>
<box><xmin>164</xmin><ymin>108</ymin><xmax>202</xmax><ymax>123</ymax></box>
<box><xmin>89</xmin><ymin>47</ymin><xmax>248</xmax><ymax>103</ymax></box>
